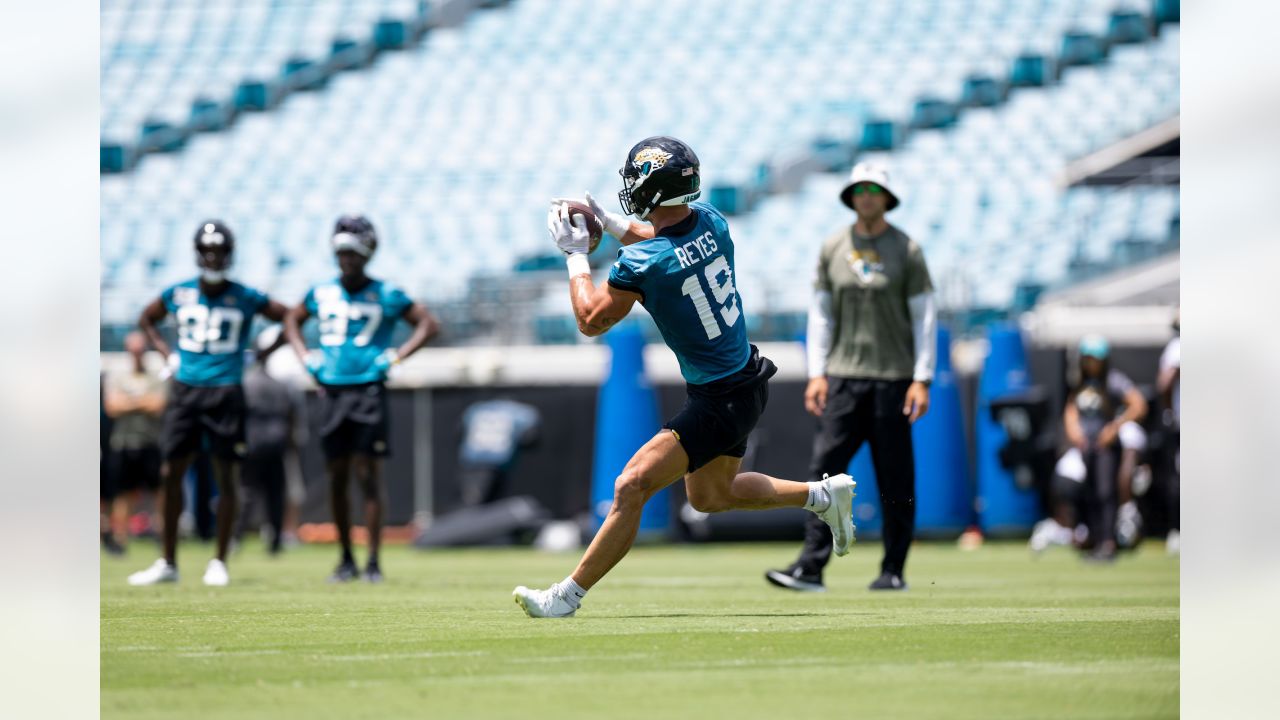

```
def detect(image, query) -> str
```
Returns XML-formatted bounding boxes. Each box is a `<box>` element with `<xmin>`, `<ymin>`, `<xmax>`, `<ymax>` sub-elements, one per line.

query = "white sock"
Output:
<box><xmin>559</xmin><ymin>577</ymin><xmax>587</xmax><ymax>607</ymax></box>
<box><xmin>803</xmin><ymin>482</ymin><xmax>831</xmax><ymax>513</ymax></box>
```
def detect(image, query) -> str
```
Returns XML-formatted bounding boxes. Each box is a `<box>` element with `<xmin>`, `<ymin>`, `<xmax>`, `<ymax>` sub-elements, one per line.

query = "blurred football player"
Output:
<box><xmin>129</xmin><ymin>221</ymin><xmax>288</xmax><ymax>586</ymax></box>
<box><xmin>284</xmin><ymin>215</ymin><xmax>439</xmax><ymax>583</ymax></box>
<box><xmin>513</xmin><ymin>136</ymin><xmax>856</xmax><ymax>618</ymax></box>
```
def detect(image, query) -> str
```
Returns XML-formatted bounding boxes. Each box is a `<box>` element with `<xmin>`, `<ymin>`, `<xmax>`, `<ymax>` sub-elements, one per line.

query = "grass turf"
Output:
<box><xmin>102</xmin><ymin>540</ymin><xmax>1178</xmax><ymax>719</ymax></box>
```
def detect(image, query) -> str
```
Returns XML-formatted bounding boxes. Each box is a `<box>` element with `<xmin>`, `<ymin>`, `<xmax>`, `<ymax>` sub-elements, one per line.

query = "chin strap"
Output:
<box><xmin>201</xmin><ymin>270</ymin><xmax>227</xmax><ymax>283</ymax></box>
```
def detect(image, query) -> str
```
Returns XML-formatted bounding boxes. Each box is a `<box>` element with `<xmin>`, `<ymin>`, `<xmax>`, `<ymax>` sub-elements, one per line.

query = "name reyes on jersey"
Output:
<box><xmin>673</xmin><ymin>230</ymin><xmax>719</xmax><ymax>270</ymax></box>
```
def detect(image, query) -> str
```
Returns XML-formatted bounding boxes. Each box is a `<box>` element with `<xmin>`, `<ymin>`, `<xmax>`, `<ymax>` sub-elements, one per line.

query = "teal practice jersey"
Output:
<box><xmin>607</xmin><ymin>202</ymin><xmax>750</xmax><ymax>385</ymax></box>
<box><xmin>162</xmin><ymin>279</ymin><xmax>270</xmax><ymax>387</ymax></box>
<box><xmin>304</xmin><ymin>277</ymin><xmax>413</xmax><ymax>385</ymax></box>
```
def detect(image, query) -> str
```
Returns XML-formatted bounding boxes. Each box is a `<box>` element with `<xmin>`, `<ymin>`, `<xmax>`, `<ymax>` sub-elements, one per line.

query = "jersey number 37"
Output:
<box><xmin>680</xmin><ymin>256</ymin><xmax>740</xmax><ymax>340</ymax></box>
<box><xmin>318</xmin><ymin>301</ymin><xmax>383</xmax><ymax>347</ymax></box>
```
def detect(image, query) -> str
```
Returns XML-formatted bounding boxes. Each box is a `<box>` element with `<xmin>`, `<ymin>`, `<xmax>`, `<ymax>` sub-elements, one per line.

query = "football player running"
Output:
<box><xmin>513</xmin><ymin>137</ymin><xmax>856</xmax><ymax>618</ymax></box>
<box><xmin>129</xmin><ymin>221</ymin><xmax>288</xmax><ymax>586</ymax></box>
<box><xmin>284</xmin><ymin>216</ymin><xmax>439</xmax><ymax>583</ymax></box>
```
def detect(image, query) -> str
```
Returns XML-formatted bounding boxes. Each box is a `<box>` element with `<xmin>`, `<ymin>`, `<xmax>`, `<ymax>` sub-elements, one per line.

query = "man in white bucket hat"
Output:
<box><xmin>766</xmin><ymin>162</ymin><xmax>936</xmax><ymax>592</ymax></box>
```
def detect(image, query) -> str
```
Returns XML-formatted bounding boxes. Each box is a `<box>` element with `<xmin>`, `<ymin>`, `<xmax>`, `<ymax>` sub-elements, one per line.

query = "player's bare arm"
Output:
<box><xmin>260</xmin><ymin>299</ymin><xmax>289</xmax><ymax>323</ymax></box>
<box><xmin>395</xmin><ymin>303</ymin><xmax>441</xmax><ymax>360</ymax></box>
<box><xmin>569</xmin><ymin>276</ymin><xmax>640</xmax><ymax>337</ymax></box>
<box><xmin>283</xmin><ymin>303</ymin><xmax>313</xmax><ymax>364</ymax></box>
<box><xmin>138</xmin><ymin>297</ymin><xmax>172</xmax><ymax>357</ymax></box>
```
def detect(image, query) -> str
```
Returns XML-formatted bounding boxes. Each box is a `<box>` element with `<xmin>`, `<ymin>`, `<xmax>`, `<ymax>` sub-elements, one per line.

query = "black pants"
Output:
<box><xmin>1081</xmin><ymin>445</ymin><xmax>1120</xmax><ymax>547</ymax></box>
<box><xmin>795</xmin><ymin>378</ymin><xmax>915</xmax><ymax>578</ymax></box>
<box><xmin>241</xmin><ymin>452</ymin><xmax>286</xmax><ymax>552</ymax></box>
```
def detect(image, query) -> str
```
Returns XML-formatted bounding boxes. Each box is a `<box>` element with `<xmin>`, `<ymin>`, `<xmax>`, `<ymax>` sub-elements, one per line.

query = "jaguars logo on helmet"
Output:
<box><xmin>331</xmin><ymin>214</ymin><xmax>378</xmax><ymax>257</ymax></box>
<box><xmin>618</xmin><ymin>136</ymin><xmax>701</xmax><ymax>220</ymax></box>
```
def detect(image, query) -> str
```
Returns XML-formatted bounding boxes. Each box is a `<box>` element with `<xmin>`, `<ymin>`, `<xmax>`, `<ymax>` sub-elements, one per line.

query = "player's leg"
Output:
<box><xmin>1086</xmin><ymin>447</ymin><xmax>1120</xmax><ymax>560</ymax></box>
<box><xmin>866</xmin><ymin>380</ymin><xmax>915</xmax><ymax>589</ymax></box>
<box><xmin>327</xmin><ymin>455</ymin><xmax>358</xmax><ymax>580</ymax></box>
<box><xmin>130</xmin><ymin>383</ymin><xmax>200</xmax><ymax>584</ymax></box>
<box><xmin>572</xmin><ymin>431</ymin><xmax>689</xmax><ymax>588</ymax></box>
<box><xmin>201</xmin><ymin>384</ymin><xmax>247</xmax><ymax>585</ymax></box>
<box><xmin>209</xmin><ymin>453</ymin><xmax>241</xmax><ymax>563</ymax></box>
<box><xmin>108</xmin><ymin>450</ymin><xmax>134</xmax><ymax>549</ymax></box>
<box><xmin>263</xmin><ymin>454</ymin><xmax>286</xmax><ymax>554</ymax></box>
<box><xmin>684</xmin><ymin>456</ymin><xmax>807</xmax><ymax>512</ymax></box>
<box><xmin>352</xmin><ymin>454</ymin><xmax>384</xmax><ymax>582</ymax></box>
<box><xmin>769</xmin><ymin>378</ymin><xmax>869</xmax><ymax>590</ymax></box>
<box><xmin>513</xmin><ymin>431</ymin><xmax>688</xmax><ymax>617</ymax></box>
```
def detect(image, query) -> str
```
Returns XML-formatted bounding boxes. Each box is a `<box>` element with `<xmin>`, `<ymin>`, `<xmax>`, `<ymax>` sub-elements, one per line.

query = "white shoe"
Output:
<box><xmin>1166</xmin><ymin>530</ymin><xmax>1180</xmax><ymax>556</ymax></box>
<box><xmin>817</xmin><ymin>473</ymin><xmax>857</xmax><ymax>557</ymax></box>
<box><xmin>513</xmin><ymin>584</ymin><xmax>579</xmax><ymax>618</ymax></box>
<box><xmin>1030</xmin><ymin>519</ymin><xmax>1073</xmax><ymax>553</ymax></box>
<box><xmin>203</xmin><ymin>559</ymin><xmax>229</xmax><ymax>586</ymax></box>
<box><xmin>128</xmin><ymin>558</ymin><xmax>178</xmax><ymax>586</ymax></box>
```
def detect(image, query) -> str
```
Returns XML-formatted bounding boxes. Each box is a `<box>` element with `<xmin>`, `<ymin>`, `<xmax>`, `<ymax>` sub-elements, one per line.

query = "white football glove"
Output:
<box><xmin>159</xmin><ymin>352</ymin><xmax>181</xmax><ymax>380</ymax></box>
<box><xmin>547</xmin><ymin>201</ymin><xmax>591</xmax><ymax>256</ymax></box>
<box><xmin>584</xmin><ymin>191</ymin><xmax>631</xmax><ymax>238</ymax></box>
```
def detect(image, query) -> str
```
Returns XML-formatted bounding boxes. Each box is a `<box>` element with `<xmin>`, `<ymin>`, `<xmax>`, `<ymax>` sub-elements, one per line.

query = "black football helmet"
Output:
<box><xmin>331</xmin><ymin>214</ymin><xmax>378</xmax><ymax>257</ymax></box>
<box><xmin>193</xmin><ymin>220</ymin><xmax>234</xmax><ymax>280</ymax></box>
<box><xmin>617</xmin><ymin>136</ymin><xmax>701</xmax><ymax>219</ymax></box>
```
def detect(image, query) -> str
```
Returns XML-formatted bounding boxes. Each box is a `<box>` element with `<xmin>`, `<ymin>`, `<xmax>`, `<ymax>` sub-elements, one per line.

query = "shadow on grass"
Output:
<box><xmin>586</xmin><ymin>612</ymin><xmax>865</xmax><ymax>620</ymax></box>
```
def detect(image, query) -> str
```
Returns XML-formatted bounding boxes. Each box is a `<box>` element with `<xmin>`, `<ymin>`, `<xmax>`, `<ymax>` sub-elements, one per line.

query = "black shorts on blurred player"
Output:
<box><xmin>664</xmin><ymin>344</ymin><xmax>777</xmax><ymax>473</ymax></box>
<box><xmin>159</xmin><ymin>381</ymin><xmax>247</xmax><ymax>460</ymax></box>
<box><xmin>111</xmin><ymin>446</ymin><xmax>162</xmax><ymax>492</ymax></box>
<box><xmin>317</xmin><ymin>382</ymin><xmax>390</xmax><ymax>460</ymax></box>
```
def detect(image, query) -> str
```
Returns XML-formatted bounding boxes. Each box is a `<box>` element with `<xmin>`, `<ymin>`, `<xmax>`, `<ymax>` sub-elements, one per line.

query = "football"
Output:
<box><xmin>564</xmin><ymin>200</ymin><xmax>604</xmax><ymax>253</ymax></box>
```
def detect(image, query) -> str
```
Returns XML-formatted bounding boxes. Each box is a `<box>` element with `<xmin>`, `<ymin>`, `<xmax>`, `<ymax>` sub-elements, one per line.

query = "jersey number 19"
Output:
<box><xmin>680</xmin><ymin>256</ymin><xmax>740</xmax><ymax>340</ymax></box>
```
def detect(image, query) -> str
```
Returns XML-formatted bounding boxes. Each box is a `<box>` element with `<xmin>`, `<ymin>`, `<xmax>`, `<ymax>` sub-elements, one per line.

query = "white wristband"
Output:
<box><xmin>566</xmin><ymin>253</ymin><xmax>591</xmax><ymax>278</ymax></box>
<box><xmin>602</xmin><ymin>213</ymin><xmax>630</xmax><ymax>239</ymax></box>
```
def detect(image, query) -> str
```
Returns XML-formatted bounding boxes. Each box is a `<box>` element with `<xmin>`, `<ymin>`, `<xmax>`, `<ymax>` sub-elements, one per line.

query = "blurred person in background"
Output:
<box><xmin>285</xmin><ymin>215</ymin><xmax>439</xmax><ymax>583</ymax></box>
<box><xmin>128</xmin><ymin>221</ymin><xmax>288</xmax><ymax>586</ymax></box>
<box><xmin>238</xmin><ymin>327</ymin><xmax>307</xmax><ymax>555</ymax></box>
<box><xmin>766</xmin><ymin>162</ymin><xmax>936</xmax><ymax>592</ymax></box>
<box><xmin>1157</xmin><ymin>307</ymin><xmax>1179</xmax><ymax>554</ymax></box>
<box><xmin>103</xmin><ymin>331</ymin><xmax>167</xmax><ymax>553</ymax></box>
<box><xmin>1054</xmin><ymin>335</ymin><xmax>1148</xmax><ymax>562</ymax></box>
<box><xmin>101</xmin><ymin>374</ymin><xmax>123</xmax><ymax>555</ymax></box>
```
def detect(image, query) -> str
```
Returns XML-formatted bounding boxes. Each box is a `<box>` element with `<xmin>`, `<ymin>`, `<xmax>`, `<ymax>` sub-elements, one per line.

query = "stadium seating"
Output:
<box><xmin>101</xmin><ymin>0</ymin><xmax>1179</xmax><ymax>336</ymax></box>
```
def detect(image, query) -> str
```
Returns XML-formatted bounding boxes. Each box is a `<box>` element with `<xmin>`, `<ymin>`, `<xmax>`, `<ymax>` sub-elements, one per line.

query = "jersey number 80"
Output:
<box><xmin>176</xmin><ymin>305</ymin><xmax>244</xmax><ymax>355</ymax></box>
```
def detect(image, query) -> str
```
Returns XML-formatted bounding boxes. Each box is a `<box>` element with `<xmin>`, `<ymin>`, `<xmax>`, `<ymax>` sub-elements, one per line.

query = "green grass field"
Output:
<box><xmin>102</xmin><ymin>540</ymin><xmax>1179</xmax><ymax>719</ymax></box>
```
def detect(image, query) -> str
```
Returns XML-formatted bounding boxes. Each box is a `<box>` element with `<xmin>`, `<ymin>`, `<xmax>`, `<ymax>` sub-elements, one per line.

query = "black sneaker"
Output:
<box><xmin>868</xmin><ymin>572</ymin><xmax>907</xmax><ymax>591</ymax></box>
<box><xmin>328</xmin><ymin>560</ymin><xmax>360</xmax><ymax>583</ymax></box>
<box><xmin>364</xmin><ymin>562</ymin><xmax>383</xmax><ymax>584</ymax></box>
<box><xmin>764</xmin><ymin>567</ymin><xmax>825</xmax><ymax>592</ymax></box>
<box><xmin>102</xmin><ymin>535</ymin><xmax>126</xmax><ymax>557</ymax></box>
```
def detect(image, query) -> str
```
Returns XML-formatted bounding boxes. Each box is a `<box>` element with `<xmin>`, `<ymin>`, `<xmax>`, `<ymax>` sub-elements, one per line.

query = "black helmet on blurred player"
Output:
<box><xmin>618</xmin><ymin>136</ymin><xmax>701</xmax><ymax>220</ymax></box>
<box><xmin>331</xmin><ymin>214</ymin><xmax>378</xmax><ymax>258</ymax></box>
<box><xmin>194</xmin><ymin>220</ymin><xmax>234</xmax><ymax>282</ymax></box>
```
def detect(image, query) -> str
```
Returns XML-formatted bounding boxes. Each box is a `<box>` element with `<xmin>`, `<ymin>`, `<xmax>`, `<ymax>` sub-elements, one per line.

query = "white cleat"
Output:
<box><xmin>202</xmin><ymin>558</ymin><xmax>230</xmax><ymax>587</ymax></box>
<box><xmin>818</xmin><ymin>473</ymin><xmax>857</xmax><ymax>557</ymax></box>
<box><xmin>128</xmin><ymin>558</ymin><xmax>178</xmax><ymax>586</ymax></box>
<box><xmin>1029</xmin><ymin>518</ymin><xmax>1073</xmax><ymax>553</ymax></box>
<box><xmin>513</xmin><ymin>584</ymin><xmax>578</xmax><ymax>618</ymax></box>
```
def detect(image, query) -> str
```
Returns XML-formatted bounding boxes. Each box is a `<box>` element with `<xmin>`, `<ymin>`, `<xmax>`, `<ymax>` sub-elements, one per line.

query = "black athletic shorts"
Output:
<box><xmin>111</xmin><ymin>446</ymin><xmax>162</xmax><ymax>492</ymax></box>
<box><xmin>317</xmin><ymin>382</ymin><xmax>390</xmax><ymax>460</ymax></box>
<box><xmin>160</xmin><ymin>381</ymin><xmax>247</xmax><ymax>460</ymax></box>
<box><xmin>663</xmin><ymin>345</ymin><xmax>777</xmax><ymax>473</ymax></box>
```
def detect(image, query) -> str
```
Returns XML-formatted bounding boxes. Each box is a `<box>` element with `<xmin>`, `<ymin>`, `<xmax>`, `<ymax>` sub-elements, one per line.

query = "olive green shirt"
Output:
<box><xmin>814</xmin><ymin>222</ymin><xmax>933</xmax><ymax>380</ymax></box>
<box><xmin>107</xmin><ymin>370</ymin><xmax>165</xmax><ymax>450</ymax></box>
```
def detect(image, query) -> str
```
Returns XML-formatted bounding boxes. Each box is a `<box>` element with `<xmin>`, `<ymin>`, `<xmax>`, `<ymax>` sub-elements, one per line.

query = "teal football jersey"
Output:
<box><xmin>303</xmin><ymin>277</ymin><xmax>413</xmax><ymax>385</ymax></box>
<box><xmin>607</xmin><ymin>202</ymin><xmax>750</xmax><ymax>385</ymax></box>
<box><xmin>162</xmin><ymin>279</ymin><xmax>270</xmax><ymax>387</ymax></box>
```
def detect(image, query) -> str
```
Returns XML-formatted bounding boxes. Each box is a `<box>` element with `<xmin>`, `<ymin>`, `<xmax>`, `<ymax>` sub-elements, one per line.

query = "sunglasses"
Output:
<box><xmin>853</xmin><ymin>184</ymin><xmax>885</xmax><ymax>195</ymax></box>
